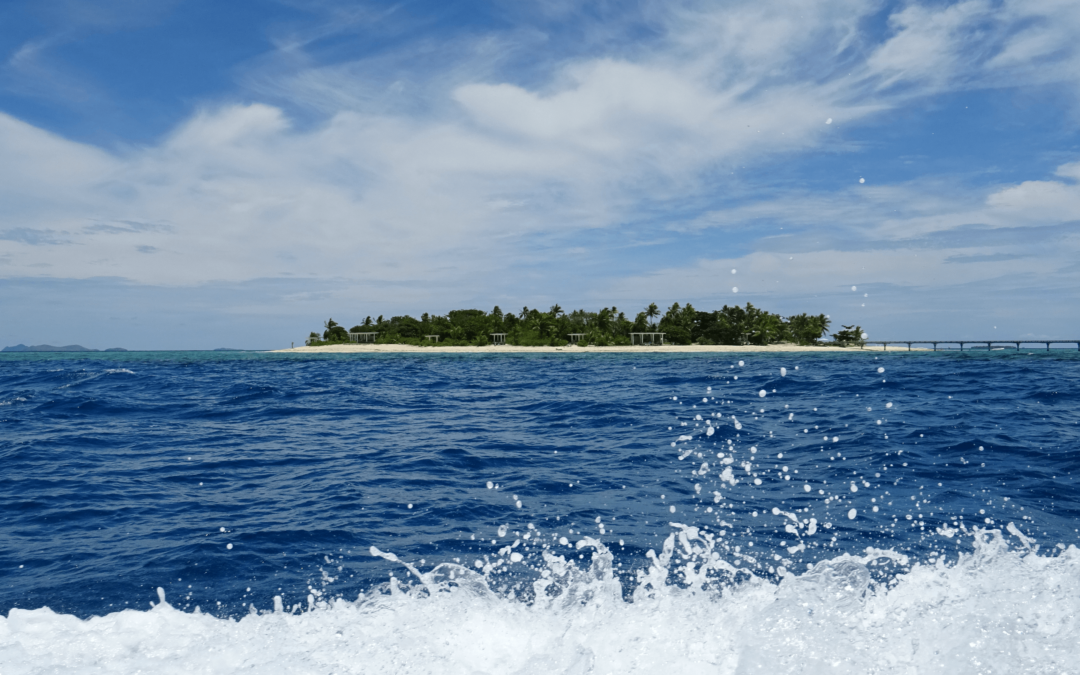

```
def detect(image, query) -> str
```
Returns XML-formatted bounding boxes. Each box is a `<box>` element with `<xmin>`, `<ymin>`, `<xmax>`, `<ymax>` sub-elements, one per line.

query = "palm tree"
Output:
<box><xmin>596</xmin><ymin>308</ymin><xmax>612</xmax><ymax>334</ymax></box>
<box><xmin>645</xmin><ymin>303</ymin><xmax>659</xmax><ymax>329</ymax></box>
<box><xmin>549</xmin><ymin>304</ymin><xmax>563</xmax><ymax>317</ymax></box>
<box><xmin>538</xmin><ymin>313</ymin><xmax>556</xmax><ymax>338</ymax></box>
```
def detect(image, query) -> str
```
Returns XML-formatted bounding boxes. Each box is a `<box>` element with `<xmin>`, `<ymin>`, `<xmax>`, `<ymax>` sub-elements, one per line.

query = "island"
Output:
<box><xmin>1</xmin><ymin>344</ymin><xmax>128</xmax><ymax>352</ymax></box>
<box><xmin>281</xmin><ymin>303</ymin><xmax>890</xmax><ymax>352</ymax></box>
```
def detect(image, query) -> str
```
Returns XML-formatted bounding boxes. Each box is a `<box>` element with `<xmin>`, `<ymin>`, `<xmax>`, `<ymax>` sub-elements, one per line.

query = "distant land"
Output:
<box><xmin>1</xmin><ymin>344</ymin><xmax>128</xmax><ymax>352</ymax></box>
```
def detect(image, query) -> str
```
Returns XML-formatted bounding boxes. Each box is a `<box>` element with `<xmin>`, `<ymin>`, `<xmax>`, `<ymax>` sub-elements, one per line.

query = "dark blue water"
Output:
<box><xmin>1</xmin><ymin>350</ymin><xmax>1079</xmax><ymax>673</ymax></box>
<box><xmin>2</xmin><ymin>350</ymin><xmax>1077</xmax><ymax>617</ymax></box>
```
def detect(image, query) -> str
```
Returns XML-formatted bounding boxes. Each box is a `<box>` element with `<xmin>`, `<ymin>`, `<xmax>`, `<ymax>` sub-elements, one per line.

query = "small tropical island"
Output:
<box><xmin>288</xmin><ymin>302</ymin><xmax>873</xmax><ymax>352</ymax></box>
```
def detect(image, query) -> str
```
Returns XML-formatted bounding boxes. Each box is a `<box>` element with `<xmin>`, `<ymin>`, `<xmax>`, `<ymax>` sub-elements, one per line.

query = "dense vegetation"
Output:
<box><xmin>307</xmin><ymin>303</ymin><xmax>864</xmax><ymax>347</ymax></box>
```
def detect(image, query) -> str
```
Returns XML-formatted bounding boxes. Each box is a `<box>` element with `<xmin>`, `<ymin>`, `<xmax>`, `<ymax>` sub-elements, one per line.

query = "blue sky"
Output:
<box><xmin>1</xmin><ymin>0</ymin><xmax>1079</xmax><ymax>349</ymax></box>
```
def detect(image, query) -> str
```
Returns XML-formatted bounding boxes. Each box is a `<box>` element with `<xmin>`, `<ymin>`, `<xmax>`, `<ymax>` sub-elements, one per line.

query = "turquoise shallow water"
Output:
<box><xmin>1</xmin><ymin>350</ymin><xmax>1078</xmax><ymax>673</ymax></box>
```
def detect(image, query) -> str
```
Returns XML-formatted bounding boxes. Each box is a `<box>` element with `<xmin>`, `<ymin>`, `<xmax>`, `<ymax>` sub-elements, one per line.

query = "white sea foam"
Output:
<box><xmin>2</xmin><ymin>531</ymin><xmax>1076</xmax><ymax>674</ymax></box>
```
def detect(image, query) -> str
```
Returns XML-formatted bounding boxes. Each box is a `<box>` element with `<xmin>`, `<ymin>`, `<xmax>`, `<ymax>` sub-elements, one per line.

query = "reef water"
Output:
<box><xmin>1</xmin><ymin>349</ymin><xmax>1078</xmax><ymax>674</ymax></box>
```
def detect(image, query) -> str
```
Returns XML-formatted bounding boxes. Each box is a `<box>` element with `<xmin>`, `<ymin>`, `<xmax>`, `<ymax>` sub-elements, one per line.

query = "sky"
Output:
<box><xmin>1</xmin><ymin>0</ymin><xmax>1079</xmax><ymax>350</ymax></box>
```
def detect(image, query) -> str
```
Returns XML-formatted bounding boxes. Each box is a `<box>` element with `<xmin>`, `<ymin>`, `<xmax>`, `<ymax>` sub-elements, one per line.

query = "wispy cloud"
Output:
<box><xmin>0</xmin><ymin>227</ymin><xmax>70</xmax><ymax>245</ymax></box>
<box><xmin>84</xmin><ymin>220</ymin><xmax>173</xmax><ymax>235</ymax></box>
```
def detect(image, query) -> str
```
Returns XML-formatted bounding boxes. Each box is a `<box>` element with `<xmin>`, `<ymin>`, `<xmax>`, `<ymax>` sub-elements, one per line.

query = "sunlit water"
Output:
<box><xmin>1</xmin><ymin>350</ymin><xmax>1078</xmax><ymax>674</ymax></box>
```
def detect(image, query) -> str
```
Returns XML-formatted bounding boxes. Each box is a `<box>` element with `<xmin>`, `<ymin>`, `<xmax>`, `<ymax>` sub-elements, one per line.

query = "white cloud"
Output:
<box><xmin>985</xmin><ymin>176</ymin><xmax>1080</xmax><ymax>222</ymax></box>
<box><xmin>861</xmin><ymin>0</ymin><xmax>1080</xmax><ymax>94</ymax></box>
<box><xmin>2</xmin><ymin>0</ymin><xmax>1080</xmax><ymax>309</ymax></box>
<box><xmin>866</xmin><ymin>0</ymin><xmax>995</xmax><ymax>91</ymax></box>
<box><xmin>616</xmin><ymin>246</ymin><xmax>1057</xmax><ymax>301</ymax></box>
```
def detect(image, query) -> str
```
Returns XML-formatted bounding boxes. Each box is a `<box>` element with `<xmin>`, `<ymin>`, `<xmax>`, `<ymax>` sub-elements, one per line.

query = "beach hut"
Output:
<box><xmin>490</xmin><ymin>333</ymin><xmax>507</xmax><ymax>345</ymax></box>
<box><xmin>348</xmin><ymin>332</ymin><xmax>379</xmax><ymax>343</ymax></box>
<box><xmin>424</xmin><ymin>335</ymin><xmax>440</xmax><ymax>342</ymax></box>
<box><xmin>630</xmin><ymin>332</ymin><xmax>665</xmax><ymax>345</ymax></box>
<box><xmin>567</xmin><ymin>333</ymin><xmax>586</xmax><ymax>344</ymax></box>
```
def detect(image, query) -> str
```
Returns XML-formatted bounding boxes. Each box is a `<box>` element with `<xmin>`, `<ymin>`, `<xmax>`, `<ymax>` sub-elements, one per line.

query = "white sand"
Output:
<box><xmin>273</xmin><ymin>343</ymin><xmax>922</xmax><ymax>354</ymax></box>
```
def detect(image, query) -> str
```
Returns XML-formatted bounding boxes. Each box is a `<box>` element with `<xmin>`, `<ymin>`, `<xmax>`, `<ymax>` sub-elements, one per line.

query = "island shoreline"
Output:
<box><xmin>274</xmin><ymin>344</ymin><xmax>924</xmax><ymax>354</ymax></box>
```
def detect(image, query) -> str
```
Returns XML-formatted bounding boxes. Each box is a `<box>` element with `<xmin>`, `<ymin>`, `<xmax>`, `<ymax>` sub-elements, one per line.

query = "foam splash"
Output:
<box><xmin>2</xmin><ymin>529</ymin><xmax>1077</xmax><ymax>674</ymax></box>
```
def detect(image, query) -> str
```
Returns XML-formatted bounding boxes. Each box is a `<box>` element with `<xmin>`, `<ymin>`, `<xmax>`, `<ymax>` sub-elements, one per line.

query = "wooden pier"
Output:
<box><xmin>862</xmin><ymin>340</ymin><xmax>1080</xmax><ymax>351</ymax></box>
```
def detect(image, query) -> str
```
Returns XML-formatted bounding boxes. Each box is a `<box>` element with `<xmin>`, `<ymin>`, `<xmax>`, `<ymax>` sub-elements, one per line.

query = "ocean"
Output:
<box><xmin>1</xmin><ymin>349</ymin><xmax>1078</xmax><ymax>674</ymax></box>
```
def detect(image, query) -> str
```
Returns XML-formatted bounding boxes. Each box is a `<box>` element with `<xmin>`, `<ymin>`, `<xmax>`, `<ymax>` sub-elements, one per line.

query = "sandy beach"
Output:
<box><xmin>274</xmin><ymin>343</ymin><xmax>922</xmax><ymax>354</ymax></box>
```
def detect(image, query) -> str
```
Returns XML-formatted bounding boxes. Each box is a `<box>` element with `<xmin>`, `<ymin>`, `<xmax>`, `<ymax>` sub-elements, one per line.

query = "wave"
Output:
<box><xmin>2</xmin><ymin>528</ymin><xmax>1077</xmax><ymax>674</ymax></box>
<box><xmin>55</xmin><ymin>368</ymin><xmax>136</xmax><ymax>389</ymax></box>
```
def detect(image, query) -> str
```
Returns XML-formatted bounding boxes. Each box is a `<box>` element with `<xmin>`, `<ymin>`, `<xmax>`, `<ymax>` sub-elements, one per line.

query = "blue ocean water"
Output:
<box><xmin>1</xmin><ymin>350</ymin><xmax>1078</xmax><ymax>673</ymax></box>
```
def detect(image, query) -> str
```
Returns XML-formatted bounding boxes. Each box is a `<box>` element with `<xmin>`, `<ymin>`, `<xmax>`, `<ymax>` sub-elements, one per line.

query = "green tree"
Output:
<box><xmin>447</xmin><ymin>309</ymin><xmax>488</xmax><ymax>340</ymax></box>
<box><xmin>323</xmin><ymin>318</ymin><xmax>348</xmax><ymax>341</ymax></box>
<box><xmin>749</xmin><ymin>312</ymin><xmax>784</xmax><ymax>345</ymax></box>
<box><xmin>389</xmin><ymin>315</ymin><xmax>423</xmax><ymax>338</ymax></box>
<box><xmin>596</xmin><ymin>307</ymin><xmax>613</xmax><ymax>334</ymax></box>
<box><xmin>832</xmin><ymin>324</ymin><xmax>865</xmax><ymax>347</ymax></box>
<box><xmin>659</xmin><ymin>302</ymin><xmax>695</xmax><ymax>344</ymax></box>
<box><xmin>786</xmin><ymin>313</ymin><xmax>831</xmax><ymax>345</ymax></box>
<box><xmin>645</xmin><ymin>303</ymin><xmax>660</xmax><ymax>329</ymax></box>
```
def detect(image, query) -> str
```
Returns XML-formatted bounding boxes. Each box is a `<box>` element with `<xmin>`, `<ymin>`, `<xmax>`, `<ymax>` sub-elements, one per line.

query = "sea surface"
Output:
<box><xmin>1</xmin><ymin>349</ymin><xmax>1078</xmax><ymax>674</ymax></box>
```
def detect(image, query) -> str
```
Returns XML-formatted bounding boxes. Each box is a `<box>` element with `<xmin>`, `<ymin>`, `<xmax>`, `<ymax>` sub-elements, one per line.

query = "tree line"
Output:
<box><xmin>309</xmin><ymin>303</ymin><xmax>865</xmax><ymax>347</ymax></box>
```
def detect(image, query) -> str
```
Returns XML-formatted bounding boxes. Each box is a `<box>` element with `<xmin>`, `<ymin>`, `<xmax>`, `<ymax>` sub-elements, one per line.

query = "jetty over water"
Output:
<box><xmin>863</xmin><ymin>340</ymin><xmax>1080</xmax><ymax>351</ymax></box>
